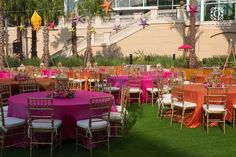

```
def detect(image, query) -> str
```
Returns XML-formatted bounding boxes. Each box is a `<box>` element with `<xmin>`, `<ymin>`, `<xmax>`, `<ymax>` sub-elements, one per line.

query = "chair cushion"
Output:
<box><xmin>174</xmin><ymin>101</ymin><xmax>196</xmax><ymax>108</ymax></box>
<box><xmin>110</xmin><ymin>87</ymin><xmax>120</xmax><ymax>92</ymax></box>
<box><xmin>233</xmin><ymin>104</ymin><xmax>236</xmax><ymax>109</ymax></box>
<box><xmin>103</xmin><ymin>112</ymin><xmax>122</xmax><ymax>121</ymax></box>
<box><xmin>116</xmin><ymin>105</ymin><xmax>122</xmax><ymax>112</ymax></box>
<box><xmin>162</xmin><ymin>97</ymin><xmax>172</xmax><ymax>104</ymax></box>
<box><xmin>3</xmin><ymin>117</ymin><xmax>25</xmax><ymax>128</ymax></box>
<box><xmin>129</xmin><ymin>88</ymin><xmax>142</xmax><ymax>93</ymax></box>
<box><xmin>3</xmin><ymin>106</ymin><xmax>8</xmax><ymax>112</ymax></box>
<box><xmin>203</xmin><ymin>104</ymin><xmax>226</xmax><ymax>113</ymax></box>
<box><xmin>77</xmin><ymin>118</ymin><xmax>108</xmax><ymax>130</ymax></box>
<box><xmin>73</xmin><ymin>79</ymin><xmax>85</xmax><ymax>83</ymax></box>
<box><xmin>146</xmin><ymin>88</ymin><xmax>158</xmax><ymax>93</ymax></box>
<box><xmin>184</xmin><ymin>81</ymin><xmax>190</xmax><ymax>85</ymax></box>
<box><xmin>163</xmin><ymin>94</ymin><xmax>171</xmax><ymax>98</ymax></box>
<box><xmin>31</xmin><ymin>119</ymin><xmax>62</xmax><ymax>129</ymax></box>
<box><xmin>3</xmin><ymin>111</ymin><xmax>7</xmax><ymax>117</ymax></box>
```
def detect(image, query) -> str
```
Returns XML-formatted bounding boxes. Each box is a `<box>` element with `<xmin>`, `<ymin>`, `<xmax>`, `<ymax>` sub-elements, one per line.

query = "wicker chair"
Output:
<box><xmin>203</xmin><ymin>87</ymin><xmax>228</xmax><ymax>134</ymax></box>
<box><xmin>76</xmin><ymin>96</ymin><xmax>112</xmax><ymax>157</ymax></box>
<box><xmin>27</xmin><ymin>97</ymin><xmax>62</xmax><ymax>157</ymax></box>
<box><xmin>0</xmin><ymin>96</ymin><xmax>25</xmax><ymax>157</ymax></box>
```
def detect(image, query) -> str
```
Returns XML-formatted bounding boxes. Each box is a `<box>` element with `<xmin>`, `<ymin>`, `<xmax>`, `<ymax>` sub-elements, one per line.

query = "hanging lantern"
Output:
<box><xmin>31</xmin><ymin>11</ymin><xmax>42</xmax><ymax>32</ymax></box>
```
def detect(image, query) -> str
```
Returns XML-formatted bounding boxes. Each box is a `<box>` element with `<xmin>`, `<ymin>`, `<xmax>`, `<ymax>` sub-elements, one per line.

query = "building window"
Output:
<box><xmin>146</xmin><ymin>0</ymin><xmax>157</xmax><ymax>6</ymax></box>
<box><xmin>130</xmin><ymin>0</ymin><xmax>143</xmax><ymax>7</ymax></box>
<box><xmin>204</xmin><ymin>2</ymin><xmax>235</xmax><ymax>21</ymax></box>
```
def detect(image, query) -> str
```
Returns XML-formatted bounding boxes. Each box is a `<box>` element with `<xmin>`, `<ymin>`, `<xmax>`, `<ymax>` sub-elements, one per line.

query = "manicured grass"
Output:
<box><xmin>5</xmin><ymin>104</ymin><xmax>236</xmax><ymax>157</ymax></box>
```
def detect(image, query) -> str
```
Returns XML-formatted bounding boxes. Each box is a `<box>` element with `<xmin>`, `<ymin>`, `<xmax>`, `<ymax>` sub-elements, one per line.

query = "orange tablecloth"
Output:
<box><xmin>182</xmin><ymin>84</ymin><xmax>236</xmax><ymax>128</ymax></box>
<box><xmin>0</xmin><ymin>78</ymin><xmax>54</xmax><ymax>95</ymax></box>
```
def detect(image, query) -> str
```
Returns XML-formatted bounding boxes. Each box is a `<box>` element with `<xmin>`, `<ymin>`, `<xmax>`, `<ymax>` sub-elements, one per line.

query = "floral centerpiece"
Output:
<box><xmin>204</xmin><ymin>69</ymin><xmax>225</xmax><ymax>88</ymax></box>
<box><xmin>48</xmin><ymin>73</ymin><xmax>75</xmax><ymax>99</ymax></box>
<box><xmin>14</xmin><ymin>72</ymin><xmax>31</xmax><ymax>81</ymax></box>
<box><xmin>48</xmin><ymin>89</ymin><xmax>75</xmax><ymax>99</ymax></box>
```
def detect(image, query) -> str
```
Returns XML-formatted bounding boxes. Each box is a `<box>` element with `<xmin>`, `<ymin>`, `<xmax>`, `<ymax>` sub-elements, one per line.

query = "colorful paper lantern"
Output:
<box><xmin>18</xmin><ymin>23</ymin><xmax>25</xmax><ymax>31</ymax></box>
<box><xmin>113</xmin><ymin>24</ymin><xmax>121</xmax><ymax>32</ymax></box>
<box><xmin>89</xmin><ymin>26</ymin><xmax>96</xmax><ymax>33</ymax></box>
<box><xmin>31</xmin><ymin>11</ymin><xmax>42</xmax><ymax>32</ymax></box>
<box><xmin>48</xmin><ymin>21</ymin><xmax>55</xmax><ymax>30</ymax></box>
<box><xmin>100</xmin><ymin>0</ymin><xmax>113</xmax><ymax>15</ymax></box>
<box><xmin>139</xmin><ymin>18</ymin><xmax>149</xmax><ymax>29</ymax></box>
<box><xmin>188</xmin><ymin>4</ymin><xmax>198</xmax><ymax>16</ymax></box>
<box><xmin>72</xmin><ymin>14</ymin><xmax>85</xmax><ymax>23</ymax></box>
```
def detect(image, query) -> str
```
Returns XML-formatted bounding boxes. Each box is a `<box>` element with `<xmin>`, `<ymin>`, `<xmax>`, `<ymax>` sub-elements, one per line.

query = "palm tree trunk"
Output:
<box><xmin>84</xmin><ymin>20</ymin><xmax>92</xmax><ymax>68</ymax></box>
<box><xmin>0</xmin><ymin>1</ymin><xmax>4</xmax><ymax>67</ymax></box>
<box><xmin>16</xmin><ymin>16</ymin><xmax>23</xmax><ymax>59</ymax></box>
<box><xmin>42</xmin><ymin>26</ymin><xmax>50</xmax><ymax>67</ymax></box>
<box><xmin>189</xmin><ymin>1</ymin><xmax>198</xmax><ymax>68</ymax></box>
<box><xmin>71</xmin><ymin>21</ymin><xmax>77</xmax><ymax>56</ymax></box>
<box><xmin>31</xmin><ymin>29</ymin><xmax>38</xmax><ymax>58</ymax></box>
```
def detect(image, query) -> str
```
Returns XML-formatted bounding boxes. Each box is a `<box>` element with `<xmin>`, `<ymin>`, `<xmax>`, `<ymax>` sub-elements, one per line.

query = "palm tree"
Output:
<box><xmin>36</xmin><ymin>0</ymin><xmax>64</xmax><ymax>67</ymax></box>
<box><xmin>77</xmin><ymin>0</ymin><xmax>103</xmax><ymax>68</ymax></box>
<box><xmin>189</xmin><ymin>0</ymin><xmax>198</xmax><ymax>68</ymax></box>
<box><xmin>71</xmin><ymin>11</ymin><xmax>77</xmax><ymax>56</ymax></box>
<box><xmin>0</xmin><ymin>0</ymin><xmax>4</xmax><ymax>67</ymax></box>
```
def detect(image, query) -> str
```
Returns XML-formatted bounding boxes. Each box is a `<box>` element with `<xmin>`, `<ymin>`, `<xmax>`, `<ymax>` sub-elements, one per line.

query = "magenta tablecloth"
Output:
<box><xmin>8</xmin><ymin>91</ymin><xmax>116</xmax><ymax>140</ymax></box>
<box><xmin>0</xmin><ymin>71</ymin><xmax>12</xmax><ymax>79</ymax></box>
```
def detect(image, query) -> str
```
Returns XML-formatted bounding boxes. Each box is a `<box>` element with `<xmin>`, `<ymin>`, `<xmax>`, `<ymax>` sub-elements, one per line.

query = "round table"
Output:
<box><xmin>0</xmin><ymin>78</ymin><xmax>54</xmax><ymax>95</ymax></box>
<box><xmin>181</xmin><ymin>84</ymin><xmax>236</xmax><ymax>128</ymax></box>
<box><xmin>8</xmin><ymin>91</ymin><xmax>116</xmax><ymax>140</ymax></box>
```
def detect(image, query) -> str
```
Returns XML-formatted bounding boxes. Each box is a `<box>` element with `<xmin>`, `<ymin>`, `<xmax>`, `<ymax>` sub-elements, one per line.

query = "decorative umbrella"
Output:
<box><xmin>178</xmin><ymin>44</ymin><xmax>193</xmax><ymax>58</ymax></box>
<box><xmin>178</xmin><ymin>44</ymin><xmax>193</xmax><ymax>50</ymax></box>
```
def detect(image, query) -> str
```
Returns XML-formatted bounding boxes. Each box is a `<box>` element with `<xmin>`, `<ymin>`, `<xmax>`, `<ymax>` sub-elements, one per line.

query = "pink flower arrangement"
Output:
<box><xmin>204</xmin><ymin>82</ymin><xmax>225</xmax><ymax>88</ymax></box>
<box><xmin>48</xmin><ymin>89</ymin><xmax>75</xmax><ymax>99</ymax></box>
<box><xmin>14</xmin><ymin>73</ymin><xmax>31</xmax><ymax>81</ymax></box>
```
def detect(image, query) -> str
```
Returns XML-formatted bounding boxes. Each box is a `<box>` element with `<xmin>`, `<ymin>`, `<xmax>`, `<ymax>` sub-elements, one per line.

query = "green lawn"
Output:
<box><xmin>5</xmin><ymin>104</ymin><xmax>236</xmax><ymax>157</ymax></box>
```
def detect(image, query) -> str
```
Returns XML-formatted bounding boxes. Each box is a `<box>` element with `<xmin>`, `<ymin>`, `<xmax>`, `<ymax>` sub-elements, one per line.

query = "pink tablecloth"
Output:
<box><xmin>0</xmin><ymin>71</ymin><xmax>12</xmax><ymax>79</ymax></box>
<box><xmin>108</xmin><ymin>72</ymin><xmax>175</xmax><ymax>103</ymax></box>
<box><xmin>8</xmin><ymin>91</ymin><xmax>116</xmax><ymax>140</ymax></box>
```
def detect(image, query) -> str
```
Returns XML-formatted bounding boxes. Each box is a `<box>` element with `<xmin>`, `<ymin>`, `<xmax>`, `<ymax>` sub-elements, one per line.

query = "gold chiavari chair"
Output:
<box><xmin>27</xmin><ymin>97</ymin><xmax>62</xmax><ymax>157</ymax></box>
<box><xmin>103</xmin><ymin>86</ymin><xmax>129</xmax><ymax>138</ymax></box>
<box><xmin>170</xmin><ymin>85</ymin><xmax>197</xmax><ymax>129</ymax></box>
<box><xmin>127</xmin><ymin>77</ymin><xmax>142</xmax><ymax>106</ymax></box>
<box><xmin>203</xmin><ymin>87</ymin><xmax>228</xmax><ymax>134</ymax></box>
<box><xmin>0</xmin><ymin>84</ymin><xmax>11</xmax><ymax>117</ymax></box>
<box><xmin>0</xmin><ymin>95</ymin><xmax>25</xmax><ymax>157</ymax></box>
<box><xmin>76</xmin><ymin>96</ymin><xmax>112</xmax><ymax>157</ymax></box>
<box><xmin>146</xmin><ymin>79</ymin><xmax>159</xmax><ymax>106</ymax></box>
<box><xmin>19</xmin><ymin>79</ymin><xmax>40</xmax><ymax>93</ymax></box>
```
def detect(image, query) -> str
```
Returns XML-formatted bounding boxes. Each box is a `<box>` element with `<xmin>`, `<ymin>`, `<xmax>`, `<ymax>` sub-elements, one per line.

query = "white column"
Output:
<box><xmin>103</xmin><ymin>32</ymin><xmax>111</xmax><ymax>45</ymax></box>
<box><xmin>64</xmin><ymin>0</ymin><xmax>69</xmax><ymax>15</ymax></box>
<box><xmin>95</xmin><ymin>16</ymin><xmax>102</xmax><ymax>26</ymax></box>
<box><xmin>115</xmin><ymin>14</ymin><xmax>120</xmax><ymax>23</ymax></box>
<box><xmin>200</xmin><ymin>0</ymin><xmax>205</xmax><ymax>22</ymax></box>
<box><xmin>150</xmin><ymin>8</ymin><xmax>158</xmax><ymax>20</ymax></box>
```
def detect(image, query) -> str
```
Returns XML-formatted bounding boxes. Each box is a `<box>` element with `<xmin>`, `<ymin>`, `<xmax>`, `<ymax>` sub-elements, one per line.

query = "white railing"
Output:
<box><xmin>158</xmin><ymin>9</ymin><xmax>177</xmax><ymax>19</ymax></box>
